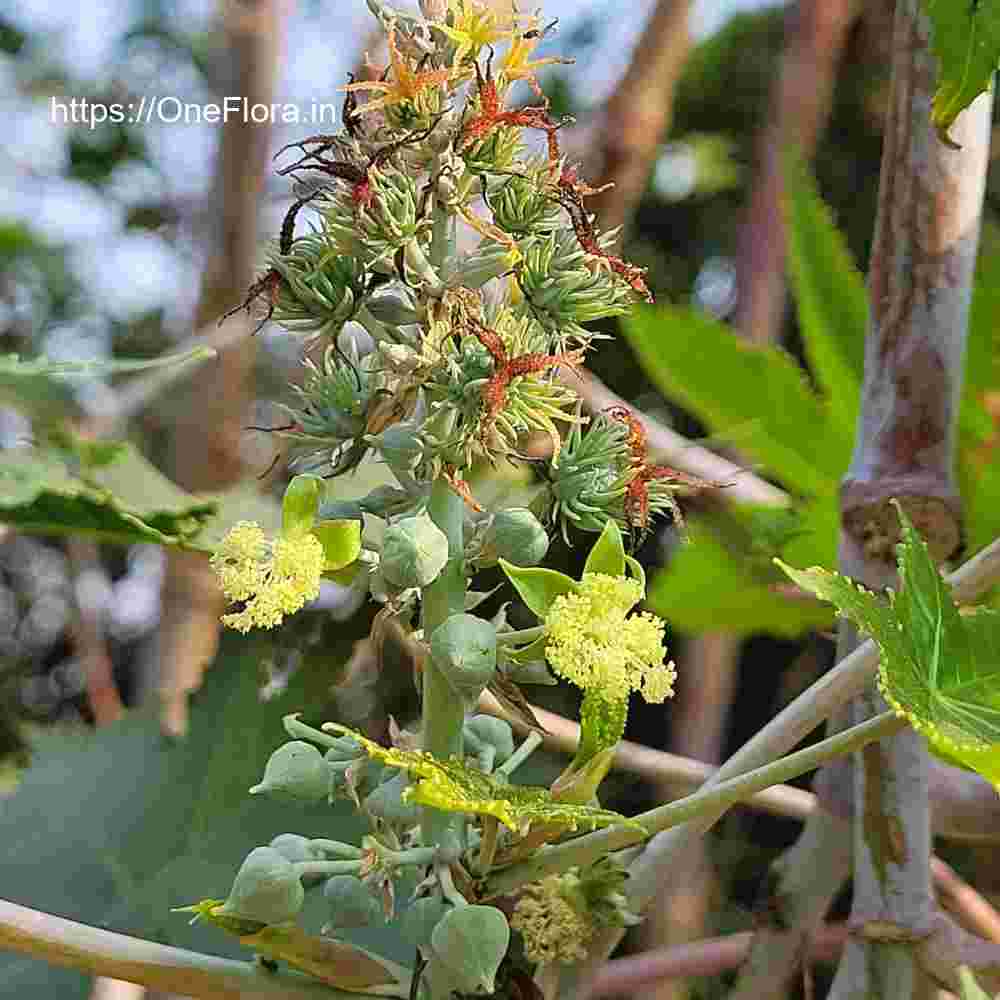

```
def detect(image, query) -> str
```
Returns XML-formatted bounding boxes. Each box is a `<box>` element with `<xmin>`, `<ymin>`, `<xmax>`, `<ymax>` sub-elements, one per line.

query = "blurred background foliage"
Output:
<box><xmin>3</xmin><ymin>1</ymin><xmax>1000</xmax><ymax>998</ymax></box>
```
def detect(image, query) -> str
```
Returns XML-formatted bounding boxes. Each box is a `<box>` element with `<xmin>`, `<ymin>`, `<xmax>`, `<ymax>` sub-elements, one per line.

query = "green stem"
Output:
<box><xmin>483</xmin><ymin>710</ymin><xmax>906</xmax><ymax>896</ymax></box>
<box><xmin>293</xmin><ymin>860</ymin><xmax>362</xmax><ymax>879</ymax></box>
<box><xmin>307</xmin><ymin>839</ymin><xmax>364</xmax><ymax>859</ymax></box>
<box><xmin>495</xmin><ymin>731</ymin><xmax>543</xmax><ymax>779</ymax></box>
<box><xmin>420</xmin><ymin>477</ymin><xmax>468</xmax><ymax>852</ymax></box>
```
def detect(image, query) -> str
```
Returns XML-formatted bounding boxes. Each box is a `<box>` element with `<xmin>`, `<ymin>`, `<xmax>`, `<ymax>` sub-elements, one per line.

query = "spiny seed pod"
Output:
<box><xmin>484</xmin><ymin>508</ymin><xmax>549</xmax><ymax>567</ymax></box>
<box><xmin>250</xmin><ymin>741</ymin><xmax>330</xmax><ymax>802</ymax></box>
<box><xmin>429</xmin><ymin>613</ymin><xmax>497</xmax><ymax>706</ymax></box>
<box><xmin>217</xmin><ymin>847</ymin><xmax>304</xmax><ymax>926</ymax></box>
<box><xmin>399</xmin><ymin>895</ymin><xmax>449</xmax><ymax>950</ymax></box>
<box><xmin>364</xmin><ymin>771</ymin><xmax>420</xmax><ymax>827</ymax></box>
<box><xmin>381</xmin><ymin>512</ymin><xmax>449</xmax><ymax>589</ymax></box>
<box><xmin>322</xmin><ymin>874</ymin><xmax>384</xmax><ymax>929</ymax></box>
<box><xmin>430</xmin><ymin>904</ymin><xmax>510</xmax><ymax>995</ymax></box>
<box><xmin>464</xmin><ymin>715</ymin><xmax>515</xmax><ymax>765</ymax></box>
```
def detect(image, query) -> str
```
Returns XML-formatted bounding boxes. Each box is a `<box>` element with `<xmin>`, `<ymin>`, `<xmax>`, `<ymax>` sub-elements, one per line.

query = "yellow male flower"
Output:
<box><xmin>544</xmin><ymin>573</ymin><xmax>675</xmax><ymax>704</ymax></box>
<box><xmin>211</xmin><ymin>521</ymin><xmax>324</xmax><ymax>633</ymax></box>
<box><xmin>501</xmin><ymin>519</ymin><xmax>675</xmax><ymax>762</ymax></box>
<box><xmin>510</xmin><ymin>874</ymin><xmax>594</xmax><ymax>964</ymax></box>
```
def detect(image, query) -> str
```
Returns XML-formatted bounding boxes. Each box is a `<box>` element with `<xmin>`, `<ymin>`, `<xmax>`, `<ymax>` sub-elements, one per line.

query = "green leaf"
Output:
<box><xmin>0</xmin><ymin>347</ymin><xmax>215</xmax><ymax>423</ymax></box>
<box><xmin>280</xmin><ymin>474</ymin><xmax>322</xmax><ymax>537</ymax></box>
<box><xmin>623</xmin><ymin>306</ymin><xmax>852</xmax><ymax>495</ymax></box>
<box><xmin>0</xmin><ymin>634</ymin><xmax>405</xmax><ymax>1000</ymax></box>
<box><xmin>650</xmin><ymin>517</ymin><xmax>834</xmax><ymax>638</ymax></box>
<box><xmin>583</xmin><ymin>519</ymin><xmax>626</xmax><ymax>577</ymax></box>
<box><xmin>499</xmin><ymin>560</ymin><xmax>578</xmax><ymax>619</ymax></box>
<box><xmin>325</xmin><ymin>725</ymin><xmax>643</xmax><ymax>837</ymax></box>
<box><xmin>958</xmin><ymin>965</ymin><xmax>993</xmax><ymax>1000</ymax></box>
<box><xmin>923</xmin><ymin>0</ymin><xmax>1000</xmax><ymax>145</ymax></box>
<box><xmin>313</xmin><ymin>519</ymin><xmax>363</xmax><ymax>572</ymax></box>
<box><xmin>0</xmin><ymin>447</ymin><xmax>216</xmax><ymax>547</ymax></box>
<box><xmin>782</xmin><ymin>147</ymin><xmax>866</xmax><ymax>428</ymax></box>
<box><xmin>778</xmin><ymin>504</ymin><xmax>1000</xmax><ymax>791</ymax></box>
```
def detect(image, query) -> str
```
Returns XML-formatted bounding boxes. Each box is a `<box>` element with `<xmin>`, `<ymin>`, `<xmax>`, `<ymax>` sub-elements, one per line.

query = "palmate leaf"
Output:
<box><xmin>0</xmin><ymin>347</ymin><xmax>215</xmax><ymax>423</ymax></box>
<box><xmin>623</xmin><ymin>306</ymin><xmax>853</xmax><ymax>496</ymax></box>
<box><xmin>778</xmin><ymin>503</ymin><xmax>1000</xmax><ymax>790</ymax></box>
<box><xmin>923</xmin><ymin>0</ymin><xmax>1000</xmax><ymax>146</ymax></box>
<box><xmin>0</xmin><ymin>447</ymin><xmax>216</xmax><ymax>547</ymax></box>
<box><xmin>321</xmin><ymin>724</ymin><xmax>643</xmax><ymax>836</ymax></box>
<box><xmin>782</xmin><ymin>147</ymin><xmax>866</xmax><ymax>430</ymax></box>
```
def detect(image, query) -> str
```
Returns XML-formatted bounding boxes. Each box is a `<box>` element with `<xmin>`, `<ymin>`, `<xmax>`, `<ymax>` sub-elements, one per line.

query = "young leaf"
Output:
<box><xmin>782</xmin><ymin>147</ymin><xmax>866</xmax><ymax>428</ymax></box>
<box><xmin>623</xmin><ymin>306</ymin><xmax>852</xmax><ymax>496</ymax></box>
<box><xmin>923</xmin><ymin>0</ymin><xmax>1000</xmax><ymax>146</ymax></box>
<box><xmin>322</xmin><ymin>725</ymin><xmax>643</xmax><ymax>836</ymax></box>
<box><xmin>281</xmin><ymin>474</ymin><xmax>322</xmax><ymax>537</ymax></box>
<box><xmin>313</xmin><ymin>519</ymin><xmax>363</xmax><ymax>572</ymax></box>
<box><xmin>778</xmin><ymin>504</ymin><xmax>1000</xmax><ymax>791</ymax></box>
<box><xmin>499</xmin><ymin>560</ymin><xmax>578</xmax><ymax>619</ymax></box>
<box><xmin>582</xmin><ymin>519</ymin><xmax>626</xmax><ymax>578</ymax></box>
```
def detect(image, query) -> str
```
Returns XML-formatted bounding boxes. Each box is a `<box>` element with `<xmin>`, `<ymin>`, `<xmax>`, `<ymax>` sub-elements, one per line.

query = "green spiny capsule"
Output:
<box><xmin>429</xmin><ymin>613</ymin><xmax>497</xmax><ymax>707</ymax></box>
<box><xmin>363</xmin><ymin>771</ymin><xmax>420</xmax><ymax>827</ymax></box>
<box><xmin>322</xmin><ymin>875</ymin><xmax>385</xmax><ymax>929</ymax></box>
<box><xmin>398</xmin><ymin>896</ymin><xmax>449</xmax><ymax>950</ymax></box>
<box><xmin>463</xmin><ymin>715</ymin><xmax>515</xmax><ymax>765</ymax></box>
<box><xmin>250</xmin><ymin>741</ymin><xmax>330</xmax><ymax>802</ymax></box>
<box><xmin>484</xmin><ymin>508</ymin><xmax>549</xmax><ymax>567</ymax></box>
<box><xmin>216</xmin><ymin>847</ymin><xmax>304</xmax><ymax>926</ymax></box>
<box><xmin>430</xmin><ymin>904</ymin><xmax>510</xmax><ymax>995</ymax></box>
<box><xmin>381</xmin><ymin>512</ymin><xmax>450</xmax><ymax>589</ymax></box>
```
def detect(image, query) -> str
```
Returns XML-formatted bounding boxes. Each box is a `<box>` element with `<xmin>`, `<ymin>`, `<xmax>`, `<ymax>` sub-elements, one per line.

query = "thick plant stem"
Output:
<box><xmin>484</xmin><ymin>711</ymin><xmax>905</xmax><ymax>896</ymax></box>
<box><xmin>0</xmin><ymin>898</ymin><xmax>350</xmax><ymax>1000</ymax></box>
<box><xmin>827</xmin><ymin>0</ymin><xmax>993</xmax><ymax>993</ymax></box>
<box><xmin>420</xmin><ymin>477</ymin><xmax>467</xmax><ymax>851</ymax></box>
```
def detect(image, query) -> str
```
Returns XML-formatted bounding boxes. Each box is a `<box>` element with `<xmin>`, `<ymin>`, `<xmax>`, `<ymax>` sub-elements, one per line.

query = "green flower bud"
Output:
<box><xmin>364</xmin><ymin>771</ymin><xmax>420</xmax><ymax>827</ymax></box>
<box><xmin>365</xmin><ymin>291</ymin><xmax>420</xmax><ymax>327</ymax></box>
<box><xmin>463</xmin><ymin>715</ymin><xmax>515</xmax><ymax>764</ymax></box>
<box><xmin>268</xmin><ymin>833</ymin><xmax>321</xmax><ymax>864</ymax></box>
<box><xmin>381</xmin><ymin>512</ymin><xmax>449</xmax><ymax>589</ymax></box>
<box><xmin>430</xmin><ymin>904</ymin><xmax>510</xmax><ymax>995</ymax></box>
<box><xmin>217</xmin><ymin>847</ymin><xmax>304</xmax><ymax>926</ymax></box>
<box><xmin>250</xmin><ymin>741</ymin><xmax>330</xmax><ymax>802</ymax></box>
<box><xmin>324</xmin><ymin>735</ymin><xmax>364</xmax><ymax>762</ymax></box>
<box><xmin>429</xmin><ymin>613</ymin><xmax>497</xmax><ymax>706</ymax></box>
<box><xmin>484</xmin><ymin>508</ymin><xmax>549</xmax><ymax>567</ymax></box>
<box><xmin>322</xmin><ymin>875</ymin><xmax>384</xmax><ymax>929</ymax></box>
<box><xmin>399</xmin><ymin>896</ymin><xmax>449</xmax><ymax>950</ymax></box>
<box><xmin>367</xmin><ymin>424</ymin><xmax>426</xmax><ymax>472</ymax></box>
<box><xmin>281</xmin><ymin>475</ymin><xmax>322</xmax><ymax>538</ymax></box>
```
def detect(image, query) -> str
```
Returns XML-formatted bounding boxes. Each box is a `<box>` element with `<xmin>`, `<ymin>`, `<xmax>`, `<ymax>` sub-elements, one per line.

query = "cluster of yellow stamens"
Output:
<box><xmin>510</xmin><ymin>874</ymin><xmax>595</xmax><ymax>964</ymax></box>
<box><xmin>544</xmin><ymin>573</ymin><xmax>675</xmax><ymax>703</ymax></box>
<box><xmin>210</xmin><ymin>521</ymin><xmax>324</xmax><ymax>633</ymax></box>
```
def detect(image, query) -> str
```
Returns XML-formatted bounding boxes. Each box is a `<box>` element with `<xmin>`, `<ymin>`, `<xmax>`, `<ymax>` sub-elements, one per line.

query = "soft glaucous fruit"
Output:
<box><xmin>429</xmin><ymin>613</ymin><xmax>497</xmax><ymax>706</ymax></box>
<box><xmin>324</xmin><ymin>735</ymin><xmax>364</xmax><ymax>763</ymax></box>
<box><xmin>249</xmin><ymin>741</ymin><xmax>330</xmax><ymax>802</ymax></box>
<box><xmin>364</xmin><ymin>771</ymin><xmax>420</xmax><ymax>826</ymax></box>
<box><xmin>323</xmin><ymin>874</ymin><xmax>384</xmax><ymax>929</ymax></box>
<box><xmin>430</xmin><ymin>904</ymin><xmax>510</xmax><ymax>995</ymax></box>
<box><xmin>398</xmin><ymin>895</ymin><xmax>449</xmax><ymax>950</ymax></box>
<box><xmin>216</xmin><ymin>847</ymin><xmax>304</xmax><ymax>925</ymax></box>
<box><xmin>381</xmin><ymin>512</ymin><xmax>449</xmax><ymax>589</ymax></box>
<box><xmin>464</xmin><ymin>715</ymin><xmax>515</xmax><ymax>765</ymax></box>
<box><xmin>484</xmin><ymin>508</ymin><xmax>549</xmax><ymax>567</ymax></box>
<box><xmin>268</xmin><ymin>833</ymin><xmax>320</xmax><ymax>864</ymax></box>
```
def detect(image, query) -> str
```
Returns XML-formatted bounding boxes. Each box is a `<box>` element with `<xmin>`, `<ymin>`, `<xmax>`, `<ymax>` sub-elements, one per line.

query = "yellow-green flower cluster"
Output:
<box><xmin>211</xmin><ymin>521</ymin><xmax>324</xmax><ymax>633</ymax></box>
<box><xmin>544</xmin><ymin>573</ymin><xmax>675</xmax><ymax>704</ymax></box>
<box><xmin>510</xmin><ymin>874</ymin><xmax>595</xmax><ymax>965</ymax></box>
